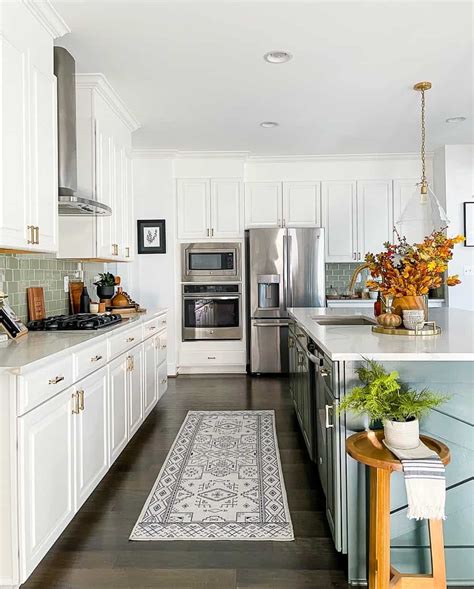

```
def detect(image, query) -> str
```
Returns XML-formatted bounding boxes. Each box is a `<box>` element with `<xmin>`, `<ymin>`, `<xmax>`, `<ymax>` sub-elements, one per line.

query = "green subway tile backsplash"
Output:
<box><xmin>325</xmin><ymin>263</ymin><xmax>369</xmax><ymax>294</ymax></box>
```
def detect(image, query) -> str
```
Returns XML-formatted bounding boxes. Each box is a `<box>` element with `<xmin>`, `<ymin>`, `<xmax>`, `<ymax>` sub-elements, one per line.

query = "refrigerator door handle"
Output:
<box><xmin>284</xmin><ymin>232</ymin><xmax>291</xmax><ymax>309</ymax></box>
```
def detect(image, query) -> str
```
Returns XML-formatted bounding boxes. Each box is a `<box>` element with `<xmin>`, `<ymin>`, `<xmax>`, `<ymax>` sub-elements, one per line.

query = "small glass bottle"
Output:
<box><xmin>374</xmin><ymin>291</ymin><xmax>382</xmax><ymax>317</ymax></box>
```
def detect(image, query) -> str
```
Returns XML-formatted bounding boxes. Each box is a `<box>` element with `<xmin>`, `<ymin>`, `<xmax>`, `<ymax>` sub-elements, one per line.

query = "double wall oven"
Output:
<box><xmin>181</xmin><ymin>242</ymin><xmax>242</xmax><ymax>341</ymax></box>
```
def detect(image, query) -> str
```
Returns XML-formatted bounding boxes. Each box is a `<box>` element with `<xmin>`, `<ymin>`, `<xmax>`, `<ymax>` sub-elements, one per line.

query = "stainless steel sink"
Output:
<box><xmin>312</xmin><ymin>316</ymin><xmax>376</xmax><ymax>326</ymax></box>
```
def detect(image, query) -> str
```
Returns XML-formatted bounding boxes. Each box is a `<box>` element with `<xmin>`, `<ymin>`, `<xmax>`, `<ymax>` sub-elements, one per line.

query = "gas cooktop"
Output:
<box><xmin>27</xmin><ymin>313</ymin><xmax>123</xmax><ymax>331</ymax></box>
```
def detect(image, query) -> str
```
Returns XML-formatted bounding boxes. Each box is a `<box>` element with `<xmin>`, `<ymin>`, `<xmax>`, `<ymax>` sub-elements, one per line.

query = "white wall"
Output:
<box><xmin>122</xmin><ymin>157</ymin><xmax>177</xmax><ymax>374</ymax></box>
<box><xmin>435</xmin><ymin>145</ymin><xmax>474</xmax><ymax>311</ymax></box>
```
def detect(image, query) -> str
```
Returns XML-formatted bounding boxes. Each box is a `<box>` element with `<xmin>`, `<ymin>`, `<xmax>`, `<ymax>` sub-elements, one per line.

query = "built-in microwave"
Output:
<box><xmin>181</xmin><ymin>242</ymin><xmax>241</xmax><ymax>282</ymax></box>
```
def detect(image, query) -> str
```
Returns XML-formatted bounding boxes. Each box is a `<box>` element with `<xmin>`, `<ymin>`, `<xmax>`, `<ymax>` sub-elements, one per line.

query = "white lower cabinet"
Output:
<box><xmin>18</xmin><ymin>387</ymin><xmax>75</xmax><ymax>579</ymax></box>
<box><xmin>109</xmin><ymin>354</ymin><xmax>129</xmax><ymax>463</ymax></box>
<box><xmin>143</xmin><ymin>337</ymin><xmax>158</xmax><ymax>417</ymax></box>
<box><xmin>74</xmin><ymin>368</ymin><xmax>109</xmax><ymax>510</ymax></box>
<box><xmin>128</xmin><ymin>345</ymin><xmax>144</xmax><ymax>437</ymax></box>
<box><xmin>8</xmin><ymin>315</ymin><xmax>168</xmax><ymax>587</ymax></box>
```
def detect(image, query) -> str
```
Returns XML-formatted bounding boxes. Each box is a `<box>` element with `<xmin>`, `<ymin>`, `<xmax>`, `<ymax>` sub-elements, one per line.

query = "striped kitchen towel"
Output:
<box><xmin>383</xmin><ymin>440</ymin><xmax>446</xmax><ymax>520</ymax></box>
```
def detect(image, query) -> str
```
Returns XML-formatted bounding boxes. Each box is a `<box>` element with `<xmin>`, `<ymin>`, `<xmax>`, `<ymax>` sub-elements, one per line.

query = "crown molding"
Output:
<box><xmin>22</xmin><ymin>0</ymin><xmax>70</xmax><ymax>38</ymax></box>
<box><xmin>132</xmin><ymin>149</ymin><xmax>249</xmax><ymax>160</ymax></box>
<box><xmin>131</xmin><ymin>149</ymin><xmax>432</xmax><ymax>162</ymax></box>
<box><xmin>75</xmin><ymin>74</ymin><xmax>141</xmax><ymax>133</ymax></box>
<box><xmin>247</xmin><ymin>152</ymin><xmax>433</xmax><ymax>163</ymax></box>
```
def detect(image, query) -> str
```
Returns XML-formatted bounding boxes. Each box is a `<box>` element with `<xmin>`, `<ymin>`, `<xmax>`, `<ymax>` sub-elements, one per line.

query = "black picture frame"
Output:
<box><xmin>137</xmin><ymin>219</ymin><xmax>166</xmax><ymax>254</ymax></box>
<box><xmin>464</xmin><ymin>202</ymin><xmax>474</xmax><ymax>247</ymax></box>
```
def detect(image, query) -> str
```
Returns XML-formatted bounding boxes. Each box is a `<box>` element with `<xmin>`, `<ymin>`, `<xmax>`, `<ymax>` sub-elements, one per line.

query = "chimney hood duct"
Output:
<box><xmin>54</xmin><ymin>47</ymin><xmax>111</xmax><ymax>216</ymax></box>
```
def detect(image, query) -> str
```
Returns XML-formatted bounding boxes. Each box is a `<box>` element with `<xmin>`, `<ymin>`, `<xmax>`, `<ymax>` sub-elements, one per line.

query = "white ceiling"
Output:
<box><xmin>53</xmin><ymin>0</ymin><xmax>473</xmax><ymax>154</ymax></box>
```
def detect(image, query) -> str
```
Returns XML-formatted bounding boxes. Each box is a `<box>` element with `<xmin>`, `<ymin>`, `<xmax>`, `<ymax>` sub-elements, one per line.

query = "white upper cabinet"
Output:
<box><xmin>177</xmin><ymin>179</ymin><xmax>210</xmax><ymax>239</ymax></box>
<box><xmin>0</xmin><ymin>4</ymin><xmax>60</xmax><ymax>253</ymax></box>
<box><xmin>282</xmin><ymin>182</ymin><xmax>321</xmax><ymax>227</ymax></box>
<box><xmin>356</xmin><ymin>180</ymin><xmax>393</xmax><ymax>258</ymax></box>
<box><xmin>393</xmin><ymin>178</ymin><xmax>419</xmax><ymax>238</ymax></box>
<box><xmin>177</xmin><ymin>178</ymin><xmax>243</xmax><ymax>239</ymax></box>
<box><xmin>58</xmin><ymin>75</ymin><xmax>139</xmax><ymax>261</ymax></box>
<box><xmin>210</xmin><ymin>179</ymin><xmax>242</xmax><ymax>238</ymax></box>
<box><xmin>244</xmin><ymin>182</ymin><xmax>282</xmax><ymax>228</ymax></box>
<box><xmin>322</xmin><ymin>181</ymin><xmax>357</xmax><ymax>262</ymax></box>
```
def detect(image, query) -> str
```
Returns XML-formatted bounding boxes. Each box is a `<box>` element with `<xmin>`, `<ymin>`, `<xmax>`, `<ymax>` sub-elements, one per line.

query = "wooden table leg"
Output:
<box><xmin>369</xmin><ymin>466</ymin><xmax>391</xmax><ymax>589</ymax></box>
<box><xmin>429</xmin><ymin>519</ymin><xmax>447</xmax><ymax>588</ymax></box>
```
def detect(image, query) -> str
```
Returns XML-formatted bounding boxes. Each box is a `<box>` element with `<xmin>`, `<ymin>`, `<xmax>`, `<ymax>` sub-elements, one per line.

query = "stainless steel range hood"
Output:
<box><xmin>54</xmin><ymin>47</ymin><xmax>111</xmax><ymax>217</ymax></box>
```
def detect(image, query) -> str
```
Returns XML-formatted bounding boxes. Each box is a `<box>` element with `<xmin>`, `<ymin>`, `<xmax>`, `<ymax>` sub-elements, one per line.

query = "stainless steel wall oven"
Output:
<box><xmin>181</xmin><ymin>242</ymin><xmax>241</xmax><ymax>282</ymax></box>
<box><xmin>182</xmin><ymin>284</ymin><xmax>242</xmax><ymax>340</ymax></box>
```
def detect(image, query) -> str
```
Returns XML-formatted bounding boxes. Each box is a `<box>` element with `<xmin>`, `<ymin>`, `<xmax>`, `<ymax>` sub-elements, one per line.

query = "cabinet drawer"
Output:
<box><xmin>73</xmin><ymin>340</ymin><xmax>108</xmax><ymax>381</ymax></box>
<box><xmin>109</xmin><ymin>325</ymin><xmax>143</xmax><ymax>359</ymax></box>
<box><xmin>17</xmin><ymin>356</ymin><xmax>74</xmax><ymax>415</ymax></box>
<box><xmin>180</xmin><ymin>350</ymin><xmax>246</xmax><ymax>366</ymax></box>
<box><xmin>142</xmin><ymin>316</ymin><xmax>162</xmax><ymax>339</ymax></box>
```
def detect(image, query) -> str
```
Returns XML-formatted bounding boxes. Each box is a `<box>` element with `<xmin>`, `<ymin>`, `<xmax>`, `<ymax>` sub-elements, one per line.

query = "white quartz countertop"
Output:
<box><xmin>0</xmin><ymin>309</ymin><xmax>167</xmax><ymax>370</ymax></box>
<box><xmin>288</xmin><ymin>307</ymin><xmax>474</xmax><ymax>361</ymax></box>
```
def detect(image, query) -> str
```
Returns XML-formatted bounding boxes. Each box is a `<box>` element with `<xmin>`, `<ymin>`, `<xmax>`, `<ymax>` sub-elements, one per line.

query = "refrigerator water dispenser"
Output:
<box><xmin>257</xmin><ymin>274</ymin><xmax>280</xmax><ymax>308</ymax></box>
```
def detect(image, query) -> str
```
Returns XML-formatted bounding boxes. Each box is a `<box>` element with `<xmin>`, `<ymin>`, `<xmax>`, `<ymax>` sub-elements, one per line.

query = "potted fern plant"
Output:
<box><xmin>339</xmin><ymin>359</ymin><xmax>448</xmax><ymax>449</ymax></box>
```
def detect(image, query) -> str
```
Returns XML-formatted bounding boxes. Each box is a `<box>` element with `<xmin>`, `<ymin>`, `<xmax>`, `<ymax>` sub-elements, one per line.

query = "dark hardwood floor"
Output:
<box><xmin>23</xmin><ymin>375</ymin><xmax>349</xmax><ymax>589</ymax></box>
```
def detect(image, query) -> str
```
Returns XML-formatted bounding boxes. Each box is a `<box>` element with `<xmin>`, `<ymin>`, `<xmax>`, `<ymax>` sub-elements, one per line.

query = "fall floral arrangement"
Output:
<box><xmin>365</xmin><ymin>229</ymin><xmax>464</xmax><ymax>297</ymax></box>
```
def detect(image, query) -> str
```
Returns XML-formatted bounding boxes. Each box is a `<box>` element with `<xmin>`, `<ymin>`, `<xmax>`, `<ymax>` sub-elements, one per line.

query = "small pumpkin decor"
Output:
<box><xmin>377</xmin><ymin>309</ymin><xmax>402</xmax><ymax>328</ymax></box>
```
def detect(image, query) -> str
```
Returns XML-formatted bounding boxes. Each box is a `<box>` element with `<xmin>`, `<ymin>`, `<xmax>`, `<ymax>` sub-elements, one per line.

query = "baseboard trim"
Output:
<box><xmin>178</xmin><ymin>365</ymin><xmax>247</xmax><ymax>375</ymax></box>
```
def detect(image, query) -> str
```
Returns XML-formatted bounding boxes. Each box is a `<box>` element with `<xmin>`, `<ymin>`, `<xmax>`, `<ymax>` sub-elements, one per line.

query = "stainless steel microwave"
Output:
<box><xmin>181</xmin><ymin>242</ymin><xmax>241</xmax><ymax>282</ymax></box>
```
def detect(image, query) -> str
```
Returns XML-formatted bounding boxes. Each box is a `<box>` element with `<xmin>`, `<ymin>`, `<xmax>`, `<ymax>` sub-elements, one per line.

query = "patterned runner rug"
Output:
<box><xmin>130</xmin><ymin>410</ymin><xmax>294</xmax><ymax>541</ymax></box>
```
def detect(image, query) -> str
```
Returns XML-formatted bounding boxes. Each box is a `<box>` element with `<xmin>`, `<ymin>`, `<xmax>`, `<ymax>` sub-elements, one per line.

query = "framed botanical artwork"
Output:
<box><xmin>464</xmin><ymin>202</ymin><xmax>474</xmax><ymax>247</ymax></box>
<box><xmin>137</xmin><ymin>219</ymin><xmax>166</xmax><ymax>254</ymax></box>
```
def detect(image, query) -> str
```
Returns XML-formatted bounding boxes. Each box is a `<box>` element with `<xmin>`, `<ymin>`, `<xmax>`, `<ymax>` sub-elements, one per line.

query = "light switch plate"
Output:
<box><xmin>64</xmin><ymin>275</ymin><xmax>70</xmax><ymax>292</ymax></box>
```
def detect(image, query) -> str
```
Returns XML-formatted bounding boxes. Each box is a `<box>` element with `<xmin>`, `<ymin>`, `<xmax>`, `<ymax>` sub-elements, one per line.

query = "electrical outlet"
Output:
<box><xmin>463</xmin><ymin>265</ymin><xmax>474</xmax><ymax>276</ymax></box>
<box><xmin>64</xmin><ymin>275</ymin><xmax>70</xmax><ymax>292</ymax></box>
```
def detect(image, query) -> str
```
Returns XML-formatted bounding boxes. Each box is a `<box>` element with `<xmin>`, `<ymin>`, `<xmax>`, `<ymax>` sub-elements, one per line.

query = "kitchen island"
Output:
<box><xmin>287</xmin><ymin>307</ymin><xmax>474</xmax><ymax>586</ymax></box>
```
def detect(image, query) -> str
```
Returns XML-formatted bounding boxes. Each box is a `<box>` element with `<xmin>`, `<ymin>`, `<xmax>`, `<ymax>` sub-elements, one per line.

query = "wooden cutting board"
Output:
<box><xmin>27</xmin><ymin>287</ymin><xmax>46</xmax><ymax>321</ymax></box>
<box><xmin>69</xmin><ymin>281</ymin><xmax>84</xmax><ymax>314</ymax></box>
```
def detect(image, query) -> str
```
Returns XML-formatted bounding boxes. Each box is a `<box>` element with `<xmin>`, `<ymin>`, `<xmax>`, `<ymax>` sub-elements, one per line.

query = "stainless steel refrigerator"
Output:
<box><xmin>246</xmin><ymin>227</ymin><xmax>325</xmax><ymax>373</ymax></box>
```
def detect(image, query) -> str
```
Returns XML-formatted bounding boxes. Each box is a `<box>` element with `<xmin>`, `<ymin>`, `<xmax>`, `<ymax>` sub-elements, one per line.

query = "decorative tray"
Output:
<box><xmin>372</xmin><ymin>321</ymin><xmax>441</xmax><ymax>336</ymax></box>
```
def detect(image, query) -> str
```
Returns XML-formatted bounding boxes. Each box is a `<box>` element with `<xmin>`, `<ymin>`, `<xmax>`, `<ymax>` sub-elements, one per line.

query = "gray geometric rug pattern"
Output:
<box><xmin>130</xmin><ymin>410</ymin><xmax>294</xmax><ymax>541</ymax></box>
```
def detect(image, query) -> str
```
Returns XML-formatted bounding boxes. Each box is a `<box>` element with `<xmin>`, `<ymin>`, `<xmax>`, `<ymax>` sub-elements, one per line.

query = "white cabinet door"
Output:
<box><xmin>393</xmin><ymin>178</ymin><xmax>419</xmax><ymax>238</ymax></box>
<box><xmin>74</xmin><ymin>368</ymin><xmax>108</xmax><ymax>510</ymax></box>
<box><xmin>158</xmin><ymin>362</ymin><xmax>168</xmax><ymax>400</ymax></box>
<box><xmin>123</xmin><ymin>150</ymin><xmax>134</xmax><ymax>260</ymax></box>
<box><xmin>157</xmin><ymin>330</ymin><xmax>168</xmax><ymax>366</ymax></box>
<box><xmin>30</xmin><ymin>67</ymin><xmax>58</xmax><ymax>252</ymax></box>
<box><xmin>177</xmin><ymin>179</ymin><xmax>210</xmax><ymax>239</ymax></box>
<box><xmin>210</xmin><ymin>179</ymin><xmax>242</xmax><ymax>238</ymax></box>
<box><xmin>18</xmin><ymin>388</ymin><xmax>75</xmax><ymax>579</ymax></box>
<box><xmin>112</xmin><ymin>144</ymin><xmax>125</xmax><ymax>260</ymax></box>
<box><xmin>143</xmin><ymin>337</ymin><xmax>157</xmax><ymax>417</ymax></box>
<box><xmin>0</xmin><ymin>36</ymin><xmax>30</xmax><ymax>250</ymax></box>
<box><xmin>244</xmin><ymin>183</ymin><xmax>282</xmax><ymax>228</ymax></box>
<box><xmin>282</xmin><ymin>182</ymin><xmax>321</xmax><ymax>227</ymax></box>
<box><xmin>109</xmin><ymin>354</ymin><xmax>129</xmax><ymax>464</ymax></box>
<box><xmin>128</xmin><ymin>346</ymin><xmax>144</xmax><ymax>437</ymax></box>
<box><xmin>322</xmin><ymin>181</ymin><xmax>357</xmax><ymax>262</ymax></box>
<box><xmin>356</xmin><ymin>180</ymin><xmax>393</xmax><ymax>259</ymax></box>
<box><xmin>96</xmin><ymin>121</ymin><xmax>115</xmax><ymax>259</ymax></box>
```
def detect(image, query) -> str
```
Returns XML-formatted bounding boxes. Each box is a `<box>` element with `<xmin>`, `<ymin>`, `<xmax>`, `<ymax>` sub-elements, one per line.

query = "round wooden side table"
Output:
<box><xmin>346</xmin><ymin>430</ymin><xmax>450</xmax><ymax>589</ymax></box>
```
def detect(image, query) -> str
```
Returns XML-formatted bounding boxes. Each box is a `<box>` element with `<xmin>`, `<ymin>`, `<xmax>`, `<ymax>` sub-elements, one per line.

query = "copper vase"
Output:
<box><xmin>392</xmin><ymin>295</ymin><xmax>428</xmax><ymax>321</ymax></box>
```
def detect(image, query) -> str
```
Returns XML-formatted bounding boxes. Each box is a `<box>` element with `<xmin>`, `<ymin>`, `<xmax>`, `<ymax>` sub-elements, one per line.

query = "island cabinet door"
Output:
<box><xmin>128</xmin><ymin>345</ymin><xmax>144</xmax><ymax>438</ymax></box>
<box><xmin>74</xmin><ymin>367</ymin><xmax>109</xmax><ymax>511</ymax></box>
<box><xmin>323</xmin><ymin>384</ymin><xmax>342</xmax><ymax>552</ymax></box>
<box><xmin>109</xmin><ymin>354</ymin><xmax>129</xmax><ymax>464</ymax></box>
<box><xmin>18</xmin><ymin>388</ymin><xmax>75</xmax><ymax>581</ymax></box>
<box><xmin>143</xmin><ymin>336</ymin><xmax>158</xmax><ymax>417</ymax></box>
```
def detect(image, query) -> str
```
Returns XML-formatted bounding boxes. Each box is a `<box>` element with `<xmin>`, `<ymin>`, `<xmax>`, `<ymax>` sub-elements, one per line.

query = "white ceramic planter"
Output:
<box><xmin>383</xmin><ymin>418</ymin><xmax>420</xmax><ymax>449</ymax></box>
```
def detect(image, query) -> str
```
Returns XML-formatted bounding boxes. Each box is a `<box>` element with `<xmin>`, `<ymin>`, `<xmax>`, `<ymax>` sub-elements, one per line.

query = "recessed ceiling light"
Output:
<box><xmin>263</xmin><ymin>51</ymin><xmax>292</xmax><ymax>64</ymax></box>
<box><xmin>446</xmin><ymin>116</ymin><xmax>466</xmax><ymax>123</ymax></box>
<box><xmin>260</xmin><ymin>121</ymin><xmax>279</xmax><ymax>128</ymax></box>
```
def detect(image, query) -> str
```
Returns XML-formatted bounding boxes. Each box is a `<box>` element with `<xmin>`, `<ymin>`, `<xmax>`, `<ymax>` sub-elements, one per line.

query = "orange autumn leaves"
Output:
<box><xmin>365</xmin><ymin>230</ymin><xmax>464</xmax><ymax>297</ymax></box>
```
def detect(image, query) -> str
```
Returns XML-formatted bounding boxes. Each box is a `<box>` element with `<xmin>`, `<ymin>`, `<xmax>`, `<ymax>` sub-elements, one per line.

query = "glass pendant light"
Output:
<box><xmin>396</xmin><ymin>81</ymin><xmax>449</xmax><ymax>243</ymax></box>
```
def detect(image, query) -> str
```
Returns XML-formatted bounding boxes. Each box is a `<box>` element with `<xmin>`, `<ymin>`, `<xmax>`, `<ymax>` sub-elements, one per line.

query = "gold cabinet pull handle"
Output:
<box><xmin>27</xmin><ymin>225</ymin><xmax>35</xmax><ymax>244</ymax></box>
<box><xmin>35</xmin><ymin>226</ymin><xmax>40</xmax><ymax>244</ymax></box>
<box><xmin>49</xmin><ymin>375</ymin><xmax>64</xmax><ymax>385</ymax></box>
<box><xmin>148</xmin><ymin>326</ymin><xmax>156</xmax><ymax>330</ymax></box>
<box><xmin>126</xmin><ymin>336</ymin><xmax>135</xmax><ymax>342</ymax></box>
<box><xmin>91</xmin><ymin>355</ymin><xmax>103</xmax><ymax>362</ymax></box>
<box><xmin>319</xmin><ymin>368</ymin><xmax>330</xmax><ymax>377</ymax></box>
<box><xmin>71</xmin><ymin>392</ymin><xmax>80</xmax><ymax>414</ymax></box>
<box><xmin>78</xmin><ymin>389</ymin><xmax>85</xmax><ymax>411</ymax></box>
<box><xmin>126</xmin><ymin>246</ymin><xmax>130</xmax><ymax>258</ymax></box>
<box><xmin>161</xmin><ymin>344</ymin><xmax>167</xmax><ymax>349</ymax></box>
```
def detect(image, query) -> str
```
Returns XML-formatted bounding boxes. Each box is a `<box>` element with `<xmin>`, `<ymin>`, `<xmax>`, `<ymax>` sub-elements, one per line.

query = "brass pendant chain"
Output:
<box><xmin>420</xmin><ymin>88</ymin><xmax>427</xmax><ymax>195</ymax></box>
